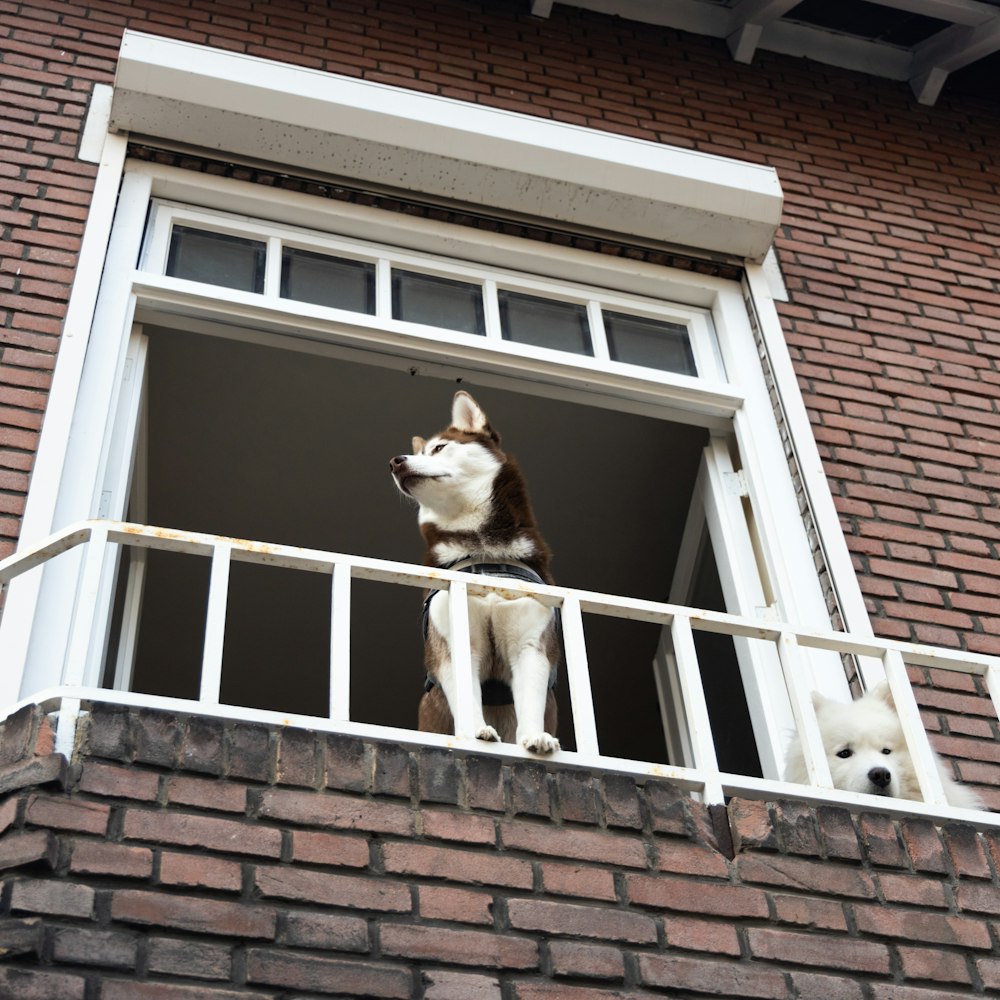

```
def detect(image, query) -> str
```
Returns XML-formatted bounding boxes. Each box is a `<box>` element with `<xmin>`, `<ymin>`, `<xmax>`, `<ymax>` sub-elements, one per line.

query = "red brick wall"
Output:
<box><xmin>2</xmin><ymin>0</ymin><xmax>999</xmax><ymax>654</ymax></box>
<box><xmin>1</xmin><ymin>3</ymin><xmax>999</xmax><ymax>974</ymax></box>
<box><xmin>2</xmin><ymin>703</ymin><xmax>1000</xmax><ymax>998</ymax></box>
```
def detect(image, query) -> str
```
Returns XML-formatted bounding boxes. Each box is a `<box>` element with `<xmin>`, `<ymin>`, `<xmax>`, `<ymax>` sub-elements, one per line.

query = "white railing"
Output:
<box><xmin>1</xmin><ymin>520</ymin><xmax>997</xmax><ymax>827</ymax></box>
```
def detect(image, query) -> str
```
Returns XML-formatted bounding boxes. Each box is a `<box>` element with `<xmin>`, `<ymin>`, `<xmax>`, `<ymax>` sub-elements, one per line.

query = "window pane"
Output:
<box><xmin>166</xmin><ymin>226</ymin><xmax>266</xmax><ymax>293</ymax></box>
<box><xmin>604</xmin><ymin>310</ymin><xmax>697</xmax><ymax>375</ymax></box>
<box><xmin>392</xmin><ymin>269</ymin><xmax>485</xmax><ymax>335</ymax></box>
<box><xmin>498</xmin><ymin>290</ymin><xmax>592</xmax><ymax>356</ymax></box>
<box><xmin>281</xmin><ymin>247</ymin><xmax>375</xmax><ymax>314</ymax></box>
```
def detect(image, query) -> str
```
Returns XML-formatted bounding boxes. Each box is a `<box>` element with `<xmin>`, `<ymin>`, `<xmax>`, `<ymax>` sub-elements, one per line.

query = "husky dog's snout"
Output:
<box><xmin>389</xmin><ymin>455</ymin><xmax>409</xmax><ymax>472</ymax></box>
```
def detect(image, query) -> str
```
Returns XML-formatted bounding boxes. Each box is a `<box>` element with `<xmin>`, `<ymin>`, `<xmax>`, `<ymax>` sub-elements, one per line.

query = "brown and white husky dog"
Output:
<box><xmin>389</xmin><ymin>391</ymin><xmax>560</xmax><ymax>753</ymax></box>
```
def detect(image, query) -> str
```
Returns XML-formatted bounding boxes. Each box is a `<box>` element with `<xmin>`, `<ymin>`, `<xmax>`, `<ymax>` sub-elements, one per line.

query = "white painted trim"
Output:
<box><xmin>21</xmin><ymin>685</ymin><xmax>1000</xmax><ymax>825</ymax></box>
<box><xmin>700</xmin><ymin>441</ymin><xmax>791</xmax><ymax>778</ymax></box>
<box><xmin>910</xmin><ymin>18</ymin><xmax>1000</xmax><ymax>103</ymax></box>
<box><xmin>5</xmin><ymin>152</ymin><xmax>853</xmax><ymax>788</ymax></box>
<box><xmin>78</xmin><ymin>84</ymin><xmax>113</xmax><ymax>164</ymax></box>
<box><xmin>137</xmin><ymin>162</ymin><xmax>735</xmax><ymax>308</ymax></box>
<box><xmin>3</xmin><ymin>518</ymin><xmax>996</xmax><ymax>820</ymax></box>
<box><xmin>109</xmin><ymin>31</ymin><xmax>783</xmax><ymax>261</ymax></box>
<box><xmin>550</xmin><ymin>0</ymin><xmax>998</xmax><ymax>104</ymax></box>
<box><xmin>742</xmin><ymin>264</ymin><xmax>879</xmax><ymax>684</ymax></box>
<box><xmin>761</xmin><ymin>247</ymin><xmax>788</xmax><ymax>303</ymax></box>
<box><xmin>0</xmin><ymin>131</ymin><xmax>128</xmax><ymax>706</ymax></box>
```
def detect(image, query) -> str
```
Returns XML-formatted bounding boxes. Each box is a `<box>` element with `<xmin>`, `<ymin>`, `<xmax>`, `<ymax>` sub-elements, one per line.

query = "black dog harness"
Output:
<box><xmin>422</xmin><ymin>560</ymin><xmax>559</xmax><ymax>706</ymax></box>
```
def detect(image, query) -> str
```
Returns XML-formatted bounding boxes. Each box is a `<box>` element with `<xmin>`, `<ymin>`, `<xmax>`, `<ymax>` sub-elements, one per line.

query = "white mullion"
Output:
<box><xmin>670</xmin><ymin>613</ymin><xmax>724</xmax><ymax>803</ymax></box>
<box><xmin>329</xmin><ymin>561</ymin><xmax>352</xmax><ymax>721</ymax></box>
<box><xmin>142</xmin><ymin>203</ymin><xmax>176</xmax><ymax>273</ymax></box>
<box><xmin>776</xmin><ymin>631</ymin><xmax>833</xmax><ymax>788</ymax></box>
<box><xmin>200</xmin><ymin>543</ymin><xmax>233</xmax><ymax>705</ymax></box>
<box><xmin>376</xmin><ymin>258</ymin><xmax>393</xmax><ymax>320</ymax></box>
<box><xmin>264</xmin><ymin>236</ymin><xmax>283</xmax><ymax>299</ymax></box>
<box><xmin>561</xmin><ymin>594</ymin><xmax>599</xmax><ymax>756</ymax></box>
<box><xmin>882</xmin><ymin>648</ymin><xmax>949</xmax><ymax>806</ymax></box>
<box><xmin>587</xmin><ymin>300</ymin><xmax>610</xmax><ymax>362</ymax></box>
<box><xmin>448</xmin><ymin>579</ymin><xmax>476</xmax><ymax>738</ymax></box>
<box><xmin>483</xmin><ymin>279</ymin><xmax>502</xmax><ymax>341</ymax></box>
<box><xmin>688</xmin><ymin>313</ymin><xmax>723</xmax><ymax>381</ymax></box>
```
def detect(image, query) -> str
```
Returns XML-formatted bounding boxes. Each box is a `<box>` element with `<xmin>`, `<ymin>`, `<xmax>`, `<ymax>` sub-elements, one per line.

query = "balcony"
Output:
<box><xmin>1</xmin><ymin>520</ymin><xmax>996</xmax><ymax>828</ymax></box>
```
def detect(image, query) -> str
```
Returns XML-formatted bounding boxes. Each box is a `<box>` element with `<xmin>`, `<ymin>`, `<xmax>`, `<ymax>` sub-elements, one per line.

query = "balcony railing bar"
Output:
<box><xmin>4</xmin><ymin>680</ymin><xmax>996</xmax><ymax>828</ymax></box>
<box><xmin>2</xmin><ymin>520</ymin><xmax>998</xmax><ymax>828</ymax></box>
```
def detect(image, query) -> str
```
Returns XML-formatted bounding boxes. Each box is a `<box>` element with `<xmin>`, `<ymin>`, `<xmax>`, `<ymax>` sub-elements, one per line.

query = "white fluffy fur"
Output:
<box><xmin>784</xmin><ymin>682</ymin><xmax>982</xmax><ymax>810</ymax></box>
<box><xmin>427</xmin><ymin>587</ymin><xmax>558</xmax><ymax>752</ymax></box>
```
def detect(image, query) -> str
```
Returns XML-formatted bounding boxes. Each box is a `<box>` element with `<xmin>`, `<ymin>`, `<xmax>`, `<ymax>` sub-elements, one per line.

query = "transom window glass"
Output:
<box><xmin>605</xmin><ymin>310</ymin><xmax>697</xmax><ymax>376</ymax></box>
<box><xmin>281</xmin><ymin>247</ymin><xmax>376</xmax><ymax>314</ymax></box>
<box><xmin>392</xmin><ymin>270</ymin><xmax>485</xmax><ymax>335</ymax></box>
<box><xmin>166</xmin><ymin>226</ymin><xmax>266</xmax><ymax>293</ymax></box>
<box><xmin>148</xmin><ymin>208</ymin><xmax>726</xmax><ymax>386</ymax></box>
<box><xmin>498</xmin><ymin>290</ymin><xmax>592</xmax><ymax>356</ymax></box>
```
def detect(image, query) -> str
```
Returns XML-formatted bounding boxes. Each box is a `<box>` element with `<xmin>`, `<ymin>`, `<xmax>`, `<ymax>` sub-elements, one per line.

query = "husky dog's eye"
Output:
<box><xmin>836</xmin><ymin>747</ymin><xmax>853</xmax><ymax>759</ymax></box>
<box><xmin>431</xmin><ymin>442</ymin><xmax>446</xmax><ymax>455</ymax></box>
<box><xmin>881</xmin><ymin>748</ymin><xmax>892</xmax><ymax>755</ymax></box>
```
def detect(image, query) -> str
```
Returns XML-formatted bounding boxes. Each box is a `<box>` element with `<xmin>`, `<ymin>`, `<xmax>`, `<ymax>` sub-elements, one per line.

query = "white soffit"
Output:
<box><xmin>109</xmin><ymin>31</ymin><xmax>782</xmax><ymax>262</ymax></box>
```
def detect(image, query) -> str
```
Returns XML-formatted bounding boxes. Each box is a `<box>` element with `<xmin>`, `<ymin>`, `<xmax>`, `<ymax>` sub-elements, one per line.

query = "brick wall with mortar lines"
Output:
<box><xmin>3</xmin><ymin>703</ymin><xmax>1000</xmax><ymax>999</ymax></box>
<box><xmin>1</xmin><ymin>0</ymin><xmax>999</xmax><ymax>913</ymax></box>
<box><xmin>2</xmin><ymin>0</ymin><xmax>999</xmax><ymax>654</ymax></box>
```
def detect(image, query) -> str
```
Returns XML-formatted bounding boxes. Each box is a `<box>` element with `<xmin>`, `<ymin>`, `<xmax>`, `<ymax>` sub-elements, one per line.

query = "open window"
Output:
<box><xmin>45</xmin><ymin>187</ymin><xmax>830</xmax><ymax>780</ymax></box>
<box><xmin>1</xmin><ymin>34</ymin><xmax>862</xmax><ymax>787</ymax></box>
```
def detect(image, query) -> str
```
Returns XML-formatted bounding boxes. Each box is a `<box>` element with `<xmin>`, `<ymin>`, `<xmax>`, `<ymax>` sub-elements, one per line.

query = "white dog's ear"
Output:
<box><xmin>810</xmin><ymin>691</ymin><xmax>832</xmax><ymax>710</ymax></box>
<box><xmin>451</xmin><ymin>391</ymin><xmax>489</xmax><ymax>433</ymax></box>
<box><xmin>411</xmin><ymin>436</ymin><xmax>426</xmax><ymax>455</ymax></box>
<box><xmin>870</xmin><ymin>681</ymin><xmax>895</xmax><ymax>708</ymax></box>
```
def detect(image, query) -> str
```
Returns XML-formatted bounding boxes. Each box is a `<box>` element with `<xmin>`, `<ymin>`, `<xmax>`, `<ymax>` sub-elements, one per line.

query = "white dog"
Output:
<box><xmin>784</xmin><ymin>682</ymin><xmax>982</xmax><ymax>809</ymax></box>
<box><xmin>390</xmin><ymin>391</ymin><xmax>559</xmax><ymax>753</ymax></box>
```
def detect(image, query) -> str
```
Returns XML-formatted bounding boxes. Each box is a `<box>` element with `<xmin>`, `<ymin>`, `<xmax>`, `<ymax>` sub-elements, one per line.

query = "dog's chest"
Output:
<box><xmin>431</xmin><ymin>534</ymin><xmax>537</xmax><ymax>566</ymax></box>
<box><xmin>428</xmin><ymin>587</ymin><xmax>553</xmax><ymax>663</ymax></box>
<box><xmin>473</xmin><ymin>591</ymin><xmax>552</xmax><ymax>648</ymax></box>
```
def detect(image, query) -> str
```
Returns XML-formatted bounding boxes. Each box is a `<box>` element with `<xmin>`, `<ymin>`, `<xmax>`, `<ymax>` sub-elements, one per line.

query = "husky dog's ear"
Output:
<box><xmin>451</xmin><ymin>391</ymin><xmax>489</xmax><ymax>433</ymax></box>
<box><xmin>870</xmin><ymin>681</ymin><xmax>895</xmax><ymax>708</ymax></box>
<box><xmin>412</xmin><ymin>436</ymin><xmax>426</xmax><ymax>455</ymax></box>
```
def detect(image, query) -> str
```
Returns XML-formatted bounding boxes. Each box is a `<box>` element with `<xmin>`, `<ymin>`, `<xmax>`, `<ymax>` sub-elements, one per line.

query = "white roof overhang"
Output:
<box><xmin>109</xmin><ymin>31</ymin><xmax>783</xmax><ymax>262</ymax></box>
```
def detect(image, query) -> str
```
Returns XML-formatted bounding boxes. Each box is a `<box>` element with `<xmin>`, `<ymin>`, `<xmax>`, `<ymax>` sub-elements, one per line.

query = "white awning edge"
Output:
<box><xmin>110</xmin><ymin>31</ymin><xmax>783</xmax><ymax>262</ymax></box>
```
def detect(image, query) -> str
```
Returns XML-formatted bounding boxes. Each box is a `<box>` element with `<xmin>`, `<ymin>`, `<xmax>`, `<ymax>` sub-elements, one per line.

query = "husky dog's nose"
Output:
<box><xmin>868</xmin><ymin>766</ymin><xmax>891</xmax><ymax>790</ymax></box>
<box><xmin>389</xmin><ymin>455</ymin><xmax>408</xmax><ymax>472</ymax></box>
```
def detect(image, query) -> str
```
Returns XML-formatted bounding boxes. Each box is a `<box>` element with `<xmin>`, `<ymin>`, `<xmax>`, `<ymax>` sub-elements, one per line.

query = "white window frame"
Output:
<box><xmin>143</xmin><ymin>201</ymin><xmax>727</xmax><ymax>383</ymax></box>
<box><xmin>2</xmin><ymin>159</ymin><xmax>848</xmax><ymax>776</ymax></box>
<box><xmin>0</xmin><ymin>34</ymin><xmax>876</xmax><ymax>785</ymax></box>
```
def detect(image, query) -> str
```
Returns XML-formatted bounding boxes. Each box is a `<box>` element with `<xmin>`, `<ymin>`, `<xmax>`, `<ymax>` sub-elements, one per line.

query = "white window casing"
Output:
<box><xmin>108</xmin><ymin>32</ymin><xmax>783</xmax><ymax>263</ymax></box>
<box><xmin>0</xmin><ymin>31</ymin><xmax>933</xmax><ymax>816</ymax></box>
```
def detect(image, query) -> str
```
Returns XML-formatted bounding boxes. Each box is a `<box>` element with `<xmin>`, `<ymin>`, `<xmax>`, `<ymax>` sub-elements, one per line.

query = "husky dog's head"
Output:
<box><xmin>389</xmin><ymin>391</ymin><xmax>504</xmax><ymax>522</ymax></box>
<box><xmin>809</xmin><ymin>683</ymin><xmax>913</xmax><ymax>799</ymax></box>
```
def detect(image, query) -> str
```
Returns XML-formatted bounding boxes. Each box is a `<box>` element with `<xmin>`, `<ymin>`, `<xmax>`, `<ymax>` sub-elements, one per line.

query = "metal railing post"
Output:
<box><xmin>448</xmin><ymin>578</ymin><xmax>476</xmax><ymax>738</ymax></box>
<box><xmin>561</xmin><ymin>593</ymin><xmax>599</xmax><ymax>756</ymax></box>
<box><xmin>199</xmin><ymin>542</ymin><xmax>232</xmax><ymax>704</ymax></box>
<box><xmin>329</xmin><ymin>560</ymin><xmax>352</xmax><ymax>722</ymax></box>
<box><xmin>670</xmin><ymin>613</ymin><xmax>724</xmax><ymax>803</ymax></box>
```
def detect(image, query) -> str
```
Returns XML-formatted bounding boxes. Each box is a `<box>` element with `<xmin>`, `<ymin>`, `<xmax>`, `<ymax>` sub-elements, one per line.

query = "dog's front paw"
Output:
<box><xmin>476</xmin><ymin>725</ymin><xmax>501</xmax><ymax>743</ymax></box>
<box><xmin>521</xmin><ymin>732</ymin><xmax>560</xmax><ymax>754</ymax></box>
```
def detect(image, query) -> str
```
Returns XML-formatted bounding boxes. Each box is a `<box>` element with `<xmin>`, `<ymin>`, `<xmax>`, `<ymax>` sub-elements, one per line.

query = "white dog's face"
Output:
<box><xmin>813</xmin><ymin>688</ymin><xmax>913</xmax><ymax>799</ymax></box>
